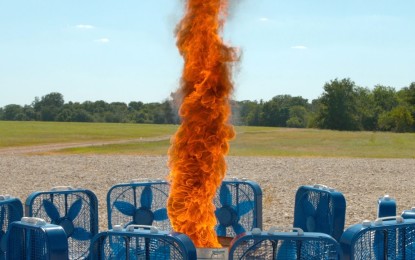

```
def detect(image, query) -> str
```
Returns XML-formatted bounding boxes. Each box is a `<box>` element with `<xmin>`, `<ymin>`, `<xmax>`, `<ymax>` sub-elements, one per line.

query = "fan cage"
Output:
<box><xmin>214</xmin><ymin>180</ymin><xmax>262</xmax><ymax>237</ymax></box>
<box><xmin>351</xmin><ymin>225</ymin><xmax>415</xmax><ymax>259</ymax></box>
<box><xmin>26</xmin><ymin>191</ymin><xmax>98</xmax><ymax>260</ymax></box>
<box><xmin>1</xmin><ymin>198</ymin><xmax>24</xmax><ymax>258</ymax></box>
<box><xmin>229</xmin><ymin>235</ymin><xmax>339</xmax><ymax>259</ymax></box>
<box><xmin>94</xmin><ymin>234</ymin><xmax>185</xmax><ymax>259</ymax></box>
<box><xmin>294</xmin><ymin>186</ymin><xmax>345</xmax><ymax>241</ymax></box>
<box><xmin>7</xmin><ymin>225</ymin><xmax>49</xmax><ymax>259</ymax></box>
<box><xmin>107</xmin><ymin>182</ymin><xmax>171</xmax><ymax>231</ymax></box>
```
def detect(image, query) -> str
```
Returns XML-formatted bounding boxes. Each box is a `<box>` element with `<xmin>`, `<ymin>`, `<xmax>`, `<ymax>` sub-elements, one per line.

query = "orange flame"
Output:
<box><xmin>167</xmin><ymin>0</ymin><xmax>237</xmax><ymax>248</ymax></box>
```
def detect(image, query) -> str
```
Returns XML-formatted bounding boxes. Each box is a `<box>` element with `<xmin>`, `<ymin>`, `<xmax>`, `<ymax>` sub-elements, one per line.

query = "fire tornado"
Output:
<box><xmin>167</xmin><ymin>0</ymin><xmax>237</xmax><ymax>248</ymax></box>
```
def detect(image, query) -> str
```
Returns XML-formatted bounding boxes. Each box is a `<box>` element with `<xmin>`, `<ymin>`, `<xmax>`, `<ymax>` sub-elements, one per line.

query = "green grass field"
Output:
<box><xmin>0</xmin><ymin>121</ymin><xmax>176</xmax><ymax>147</ymax></box>
<box><xmin>1</xmin><ymin>121</ymin><xmax>414</xmax><ymax>158</ymax></box>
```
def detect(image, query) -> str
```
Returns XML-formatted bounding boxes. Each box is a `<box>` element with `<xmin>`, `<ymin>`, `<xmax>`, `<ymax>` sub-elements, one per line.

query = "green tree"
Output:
<box><xmin>33</xmin><ymin>92</ymin><xmax>65</xmax><ymax>121</ymax></box>
<box><xmin>2</xmin><ymin>104</ymin><xmax>25</xmax><ymax>120</ymax></box>
<box><xmin>260</xmin><ymin>95</ymin><xmax>309</xmax><ymax>127</ymax></box>
<box><xmin>315</xmin><ymin>78</ymin><xmax>360</xmax><ymax>130</ymax></box>
<box><xmin>378</xmin><ymin>106</ymin><xmax>414</xmax><ymax>132</ymax></box>
<box><xmin>398</xmin><ymin>82</ymin><xmax>415</xmax><ymax>130</ymax></box>
<box><xmin>286</xmin><ymin>106</ymin><xmax>308</xmax><ymax>128</ymax></box>
<box><xmin>355</xmin><ymin>87</ymin><xmax>376</xmax><ymax>130</ymax></box>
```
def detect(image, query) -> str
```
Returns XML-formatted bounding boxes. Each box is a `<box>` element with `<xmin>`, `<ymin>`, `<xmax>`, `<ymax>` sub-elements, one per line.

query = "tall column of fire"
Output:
<box><xmin>167</xmin><ymin>0</ymin><xmax>237</xmax><ymax>248</ymax></box>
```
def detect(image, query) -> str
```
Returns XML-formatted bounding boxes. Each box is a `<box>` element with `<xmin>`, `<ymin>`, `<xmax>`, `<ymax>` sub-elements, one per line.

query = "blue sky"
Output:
<box><xmin>1</xmin><ymin>0</ymin><xmax>414</xmax><ymax>107</ymax></box>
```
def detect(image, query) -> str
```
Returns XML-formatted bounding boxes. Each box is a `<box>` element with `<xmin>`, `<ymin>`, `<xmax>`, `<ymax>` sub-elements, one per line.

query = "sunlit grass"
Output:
<box><xmin>0</xmin><ymin>121</ymin><xmax>177</xmax><ymax>148</ymax></box>
<box><xmin>2</xmin><ymin>121</ymin><xmax>414</xmax><ymax>158</ymax></box>
<box><xmin>53</xmin><ymin>140</ymin><xmax>171</xmax><ymax>155</ymax></box>
<box><xmin>229</xmin><ymin>127</ymin><xmax>415</xmax><ymax>158</ymax></box>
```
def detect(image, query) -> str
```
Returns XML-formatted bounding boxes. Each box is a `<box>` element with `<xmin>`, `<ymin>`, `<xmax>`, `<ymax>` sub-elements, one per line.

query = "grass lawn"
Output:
<box><xmin>1</xmin><ymin>121</ymin><xmax>414</xmax><ymax>158</ymax></box>
<box><xmin>0</xmin><ymin>121</ymin><xmax>177</xmax><ymax>148</ymax></box>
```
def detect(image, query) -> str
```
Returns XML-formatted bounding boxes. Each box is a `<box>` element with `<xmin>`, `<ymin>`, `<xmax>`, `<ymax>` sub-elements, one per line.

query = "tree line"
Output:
<box><xmin>1</xmin><ymin>78</ymin><xmax>414</xmax><ymax>132</ymax></box>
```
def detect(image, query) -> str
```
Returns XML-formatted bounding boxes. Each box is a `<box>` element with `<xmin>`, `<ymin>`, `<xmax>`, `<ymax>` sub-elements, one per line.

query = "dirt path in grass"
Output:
<box><xmin>0</xmin><ymin>135</ymin><xmax>171</xmax><ymax>155</ymax></box>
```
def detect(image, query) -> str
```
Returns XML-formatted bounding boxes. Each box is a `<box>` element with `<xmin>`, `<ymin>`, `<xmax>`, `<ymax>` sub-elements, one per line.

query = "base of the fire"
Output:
<box><xmin>196</xmin><ymin>236</ymin><xmax>232</xmax><ymax>260</ymax></box>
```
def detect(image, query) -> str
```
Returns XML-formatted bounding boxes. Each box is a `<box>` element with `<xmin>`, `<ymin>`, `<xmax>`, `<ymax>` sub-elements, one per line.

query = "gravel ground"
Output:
<box><xmin>1</xmin><ymin>155</ymin><xmax>414</xmax><ymax>232</ymax></box>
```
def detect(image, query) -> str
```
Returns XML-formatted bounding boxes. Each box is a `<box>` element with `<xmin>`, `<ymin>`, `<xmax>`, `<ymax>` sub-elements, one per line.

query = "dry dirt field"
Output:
<box><xmin>1</xmin><ymin>154</ymin><xmax>414</xmax><ymax>232</ymax></box>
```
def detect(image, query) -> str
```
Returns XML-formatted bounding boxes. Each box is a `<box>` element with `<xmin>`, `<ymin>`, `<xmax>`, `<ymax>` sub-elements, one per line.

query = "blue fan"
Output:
<box><xmin>90</xmin><ymin>225</ymin><xmax>197</xmax><ymax>260</ymax></box>
<box><xmin>229</xmin><ymin>227</ymin><xmax>340</xmax><ymax>259</ymax></box>
<box><xmin>214</xmin><ymin>180</ymin><xmax>262</xmax><ymax>237</ymax></box>
<box><xmin>293</xmin><ymin>185</ymin><xmax>346</xmax><ymax>241</ymax></box>
<box><xmin>0</xmin><ymin>196</ymin><xmax>23</xmax><ymax>260</ymax></box>
<box><xmin>107</xmin><ymin>235</ymin><xmax>137</xmax><ymax>259</ymax></box>
<box><xmin>43</xmin><ymin>198</ymin><xmax>91</xmax><ymax>241</ymax></box>
<box><xmin>215</xmin><ymin>185</ymin><xmax>249</xmax><ymax>236</ymax></box>
<box><xmin>340</xmin><ymin>217</ymin><xmax>415</xmax><ymax>259</ymax></box>
<box><xmin>0</xmin><ymin>208</ymin><xmax>6</xmax><ymax>260</ymax></box>
<box><xmin>297</xmin><ymin>192</ymin><xmax>331</xmax><ymax>234</ymax></box>
<box><xmin>25</xmin><ymin>188</ymin><xmax>98</xmax><ymax>260</ymax></box>
<box><xmin>110</xmin><ymin>238</ymin><xmax>169</xmax><ymax>259</ymax></box>
<box><xmin>113</xmin><ymin>186</ymin><xmax>168</xmax><ymax>226</ymax></box>
<box><xmin>107</xmin><ymin>180</ymin><xmax>171</xmax><ymax>231</ymax></box>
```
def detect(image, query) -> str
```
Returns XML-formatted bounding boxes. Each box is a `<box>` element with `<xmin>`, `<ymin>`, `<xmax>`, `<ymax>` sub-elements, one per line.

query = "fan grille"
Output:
<box><xmin>294</xmin><ymin>186</ymin><xmax>345</xmax><ymax>241</ymax></box>
<box><xmin>0</xmin><ymin>198</ymin><xmax>23</xmax><ymax>259</ymax></box>
<box><xmin>230</xmin><ymin>237</ymin><xmax>339</xmax><ymax>259</ymax></box>
<box><xmin>108</xmin><ymin>182</ymin><xmax>171</xmax><ymax>231</ymax></box>
<box><xmin>28</xmin><ymin>192</ymin><xmax>96</xmax><ymax>259</ymax></box>
<box><xmin>214</xmin><ymin>181</ymin><xmax>260</xmax><ymax>237</ymax></box>
<box><xmin>7</xmin><ymin>226</ymin><xmax>49</xmax><ymax>259</ymax></box>
<box><xmin>352</xmin><ymin>226</ymin><xmax>415</xmax><ymax>259</ymax></box>
<box><xmin>97</xmin><ymin>233</ymin><xmax>186</xmax><ymax>259</ymax></box>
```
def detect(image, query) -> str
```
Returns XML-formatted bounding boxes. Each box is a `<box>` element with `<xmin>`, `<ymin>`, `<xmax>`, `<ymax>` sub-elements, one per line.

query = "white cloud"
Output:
<box><xmin>76</xmin><ymin>24</ymin><xmax>95</xmax><ymax>30</ymax></box>
<box><xmin>95</xmin><ymin>38</ymin><xmax>110</xmax><ymax>43</ymax></box>
<box><xmin>291</xmin><ymin>45</ymin><xmax>308</xmax><ymax>50</ymax></box>
<box><xmin>259</xmin><ymin>17</ymin><xmax>270</xmax><ymax>22</ymax></box>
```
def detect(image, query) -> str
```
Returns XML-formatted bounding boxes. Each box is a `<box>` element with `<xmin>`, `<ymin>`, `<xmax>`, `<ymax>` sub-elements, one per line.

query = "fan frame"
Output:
<box><xmin>293</xmin><ymin>185</ymin><xmax>346</xmax><ymax>241</ymax></box>
<box><xmin>0</xmin><ymin>196</ymin><xmax>23</xmax><ymax>258</ymax></box>
<box><xmin>90</xmin><ymin>226</ymin><xmax>197</xmax><ymax>260</ymax></box>
<box><xmin>25</xmin><ymin>188</ymin><xmax>99</xmax><ymax>259</ymax></box>
<box><xmin>229</xmin><ymin>228</ymin><xmax>340</xmax><ymax>260</ymax></box>
<box><xmin>6</xmin><ymin>219</ymin><xmax>68</xmax><ymax>259</ymax></box>
<box><xmin>106</xmin><ymin>180</ymin><xmax>170</xmax><ymax>230</ymax></box>
<box><xmin>340</xmin><ymin>218</ymin><xmax>415</xmax><ymax>259</ymax></box>
<box><xmin>214</xmin><ymin>178</ymin><xmax>263</xmax><ymax>237</ymax></box>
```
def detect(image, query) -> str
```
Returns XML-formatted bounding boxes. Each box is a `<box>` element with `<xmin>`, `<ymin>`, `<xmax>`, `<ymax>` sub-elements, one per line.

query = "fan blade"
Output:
<box><xmin>114</xmin><ymin>201</ymin><xmax>136</xmax><ymax>217</ymax></box>
<box><xmin>67</xmin><ymin>198</ymin><xmax>83</xmax><ymax>221</ymax></box>
<box><xmin>215</xmin><ymin>208</ymin><xmax>220</xmax><ymax>218</ymax></box>
<box><xmin>216</xmin><ymin>225</ymin><xmax>227</xmax><ymax>236</ymax></box>
<box><xmin>140</xmin><ymin>186</ymin><xmax>153</xmax><ymax>209</ymax></box>
<box><xmin>373</xmin><ymin>230</ymin><xmax>386</xmax><ymax>260</ymax></box>
<box><xmin>71</xmin><ymin>227</ymin><xmax>92</xmax><ymax>241</ymax></box>
<box><xmin>237</xmin><ymin>201</ymin><xmax>254</xmax><ymax>216</ymax></box>
<box><xmin>0</xmin><ymin>231</ymin><xmax>6</xmax><ymax>253</ymax></box>
<box><xmin>42</xmin><ymin>200</ymin><xmax>60</xmax><ymax>221</ymax></box>
<box><xmin>294</xmin><ymin>195</ymin><xmax>316</xmax><ymax>231</ymax></box>
<box><xmin>154</xmin><ymin>244</ymin><xmax>170</xmax><ymax>258</ymax></box>
<box><xmin>219</xmin><ymin>185</ymin><xmax>232</xmax><ymax>207</ymax></box>
<box><xmin>154</xmin><ymin>208</ymin><xmax>168</xmax><ymax>221</ymax></box>
<box><xmin>315</xmin><ymin>193</ymin><xmax>331</xmax><ymax>233</ymax></box>
<box><xmin>0</xmin><ymin>207</ymin><xmax>4</xmax><ymax>228</ymax></box>
<box><xmin>302</xmin><ymin>196</ymin><xmax>316</xmax><ymax>217</ymax></box>
<box><xmin>115</xmin><ymin>247</ymin><xmax>126</xmax><ymax>259</ymax></box>
<box><xmin>276</xmin><ymin>241</ymin><xmax>297</xmax><ymax>259</ymax></box>
<box><xmin>232</xmin><ymin>223</ymin><xmax>246</xmax><ymax>235</ymax></box>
